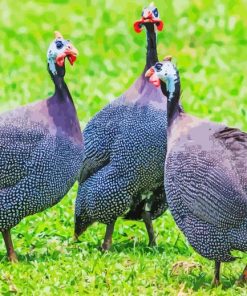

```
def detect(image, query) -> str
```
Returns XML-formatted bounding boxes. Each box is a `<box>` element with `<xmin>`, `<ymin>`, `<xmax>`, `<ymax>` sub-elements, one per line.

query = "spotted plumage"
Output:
<box><xmin>0</xmin><ymin>32</ymin><xmax>83</xmax><ymax>261</ymax></box>
<box><xmin>146</xmin><ymin>58</ymin><xmax>247</xmax><ymax>284</ymax></box>
<box><xmin>75</xmin><ymin>5</ymin><xmax>168</xmax><ymax>249</ymax></box>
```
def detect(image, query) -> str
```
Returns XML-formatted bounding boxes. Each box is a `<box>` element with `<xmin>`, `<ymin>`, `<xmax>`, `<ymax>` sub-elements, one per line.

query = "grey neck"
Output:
<box><xmin>160</xmin><ymin>72</ymin><xmax>181</xmax><ymax>126</ymax></box>
<box><xmin>145</xmin><ymin>23</ymin><xmax>158</xmax><ymax>70</ymax></box>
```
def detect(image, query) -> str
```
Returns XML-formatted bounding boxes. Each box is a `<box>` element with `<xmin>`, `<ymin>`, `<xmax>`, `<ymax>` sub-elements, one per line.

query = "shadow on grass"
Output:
<box><xmin>74</xmin><ymin>239</ymin><xmax>170</xmax><ymax>256</ymax></box>
<box><xmin>0</xmin><ymin>235</ymin><xmax>71</xmax><ymax>264</ymax></box>
<box><xmin>75</xmin><ymin>240</ymin><xmax>239</xmax><ymax>291</ymax></box>
<box><xmin>0</xmin><ymin>253</ymin><xmax>54</xmax><ymax>264</ymax></box>
<box><xmin>173</xmin><ymin>272</ymin><xmax>238</xmax><ymax>291</ymax></box>
<box><xmin>0</xmin><ymin>237</ymin><xmax>241</xmax><ymax>291</ymax></box>
<box><xmin>76</xmin><ymin>240</ymin><xmax>240</xmax><ymax>290</ymax></box>
<box><xmin>168</xmin><ymin>260</ymin><xmax>241</xmax><ymax>291</ymax></box>
<box><xmin>73</xmin><ymin>236</ymin><xmax>192</xmax><ymax>261</ymax></box>
<box><xmin>112</xmin><ymin>240</ymin><xmax>168</xmax><ymax>254</ymax></box>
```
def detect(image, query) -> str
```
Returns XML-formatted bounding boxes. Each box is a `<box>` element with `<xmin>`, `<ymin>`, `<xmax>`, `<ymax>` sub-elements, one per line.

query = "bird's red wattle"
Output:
<box><xmin>56</xmin><ymin>53</ymin><xmax>66</xmax><ymax>67</ymax></box>
<box><xmin>133</xmin><ymin>19</ymin><xmax>164</xmax><ymax>33</ymax></box>
<box><xmin>133</xmin><ymin>21</ymin><xmax>143</xmax><ymax>33</ymax></box>
<box><xmin>67</xmin><ymin>55</ymin><xmax>77</xmax><ymax>65</ymax></box>
<box><xmin>156</xmin><ymin>20</ymin><xmax>164</xmax><ymax>31</ymax></box>
<box><xmin>149</xmin><ymin>73</ymin><xmax>161</xmax><ymax>88</ymax></box>
<box><xmin>56</xmin><ymin>52</ymin><xmax>77</xmax><ymax>66</ymax></box>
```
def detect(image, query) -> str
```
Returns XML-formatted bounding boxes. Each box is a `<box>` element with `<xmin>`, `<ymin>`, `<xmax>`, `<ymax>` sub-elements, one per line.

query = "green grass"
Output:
<box><xmin>0</xmin><ymin>0</ymin><xmax>247</xmax><ymax>294</ymax></box>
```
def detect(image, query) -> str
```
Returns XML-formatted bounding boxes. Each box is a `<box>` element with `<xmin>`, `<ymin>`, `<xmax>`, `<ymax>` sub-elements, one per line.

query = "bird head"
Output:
<box><xmin>134</xmin><ymin>2</ymin><xmax>164</xmax><ymax>33</ymax></box>
<box><xmin>47</xmin><ymin>31</ymin><xmax>78</xmax><ymax>76</ymax></box>
<box><xmin>145</xmin><ymin>56</ymin><xmax>176</xmax><ymax>87</ymax></box>
<box><xmin>146</xmin><ymin>56</ymin><xmax>180</xmax><ymax>101</ymax></box>
<box><xmin>74</xmin><ymin>199</ymin><xmax>92</xmax><ymax>241</ymax></box>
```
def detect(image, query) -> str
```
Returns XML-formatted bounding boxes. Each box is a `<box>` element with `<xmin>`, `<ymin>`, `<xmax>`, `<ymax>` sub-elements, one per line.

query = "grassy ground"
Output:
<box><xmin>0</xmin><ymin>0</ymin><xmax>247</xmax><ymax>294</ymax></box>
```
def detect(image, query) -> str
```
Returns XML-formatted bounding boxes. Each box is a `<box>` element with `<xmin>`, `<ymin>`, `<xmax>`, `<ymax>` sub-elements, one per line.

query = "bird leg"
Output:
<box><xmin>2</xmin><ymin>229</ymin><xmax>18</xmax><ymax>263</ymax></box>
<box><xmin>237</xmin><ymin>265</ymin><xmax>247</xmax><ymax>285</ymax></box>
<box><xmin>212</xmin><ymin>261</ymin><xmax>221</xmax><ymax>286</ymax></box>
<box><xmin>101</xmin><ymin>221</ymin><xmax>116</xmax><ymax>252</ymax></box>
<box><xmin>142</xmin><ymin>211</ymin><xmax>156</xmax><ymax>247</ymax></box>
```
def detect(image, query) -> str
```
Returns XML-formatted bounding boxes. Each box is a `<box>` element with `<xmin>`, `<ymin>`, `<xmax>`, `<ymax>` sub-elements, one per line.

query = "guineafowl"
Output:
<box><xmin>0</xmin><ymin>31</ymin><xmax>83</xmax><ymax>262</ymax></box>
<box><xmin>75</xmin><ymin>3</ymin><xmax>167</xmax><ymax>250</ymax></box>
<box><xmin>146</xmin><ymin>57</ymin><xmax>247</xmax><ymax>285</ymax></box>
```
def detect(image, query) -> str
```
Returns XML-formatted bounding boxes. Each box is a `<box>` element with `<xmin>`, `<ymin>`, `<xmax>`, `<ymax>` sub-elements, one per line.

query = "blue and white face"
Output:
<box><xmin>153</xmin><ymin>60</ymin><xmax>178</xmax><ymax>84</ymax></box>
<box><xmin>142</xmin><ymin>3</ymin><xmax>160</xmax><ymax>20</ymax></box>
<box><xmin>145</xmin><ymin>57</ymin><xmax>179</xmax><ymax>100</ymax></box>
<box><xmin>47</xmin><ymin>31</ymin><xmax>78</xmax><ymax>75</ymax></box>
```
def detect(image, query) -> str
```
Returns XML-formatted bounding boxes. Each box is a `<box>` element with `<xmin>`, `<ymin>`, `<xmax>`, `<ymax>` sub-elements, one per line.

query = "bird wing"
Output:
<box><xmin>177</xmin><ymin>151</ymin><xmax>247</xmax><ymax>228</ymax></box>
<box><xmin>167</xmin><ymin>117</ymin><xmax>247</xmax><ymax>229</ymax></box>
<box><xmin>78</xmin><ymin>106</ymin><xmax>114</xmax><ymax>183</ymax></box>
<box><xmin>0</xmin><ymin>120</ymin><xmax>46</xmax><ymax>190</ymax></box>
<box><xmin>79</xmin><ymin>151</ymin><xmax>110</xmax><ymax>183</ymax></box>
<box><xmin>214</xmin><ymin>127</ymin><xmax>247</xmax><ymax>190</ymax></box>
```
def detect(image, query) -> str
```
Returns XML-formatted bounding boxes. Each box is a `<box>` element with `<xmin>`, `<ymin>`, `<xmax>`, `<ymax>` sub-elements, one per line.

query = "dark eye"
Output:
<box><xmin>154</xmin><ymin>63</ymin><xmax>163</xmax><ymax>72</ymax></box>
<box><xmin>153</xmin><ymin>8</ymin><xmax>158</xmax><ymax>18</ymax></box>
<box><xmin>55</xmin><ymin>40</ymin><xmax>64</xmax><ymax>49</ymax></box>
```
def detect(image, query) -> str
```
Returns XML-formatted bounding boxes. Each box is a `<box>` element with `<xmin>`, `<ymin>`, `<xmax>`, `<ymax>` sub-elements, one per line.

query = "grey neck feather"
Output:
<box><xmin>48</xmin><ymin>64</ymin><xmax>73</xmax><ymax>104</ymax></box>
<box><xmin>160</xmin><ymin>69</ymin><xmax>181</xmax><ymax>126</ymax></box>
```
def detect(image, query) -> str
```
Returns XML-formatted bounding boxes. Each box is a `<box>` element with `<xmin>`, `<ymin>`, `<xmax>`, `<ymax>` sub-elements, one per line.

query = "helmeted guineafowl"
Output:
<box><xmin>75</xmin><ymin>3</ymin><xmax>168</xmax><ymax>250</ymax></box>
<box><xmin>146</xmin><ymin>57</ymin><xmax>247</xmax><ymax>285</ymax></box>
<box><xmin>0</xmin><ymin>31</ymin><xmax>83</xmax><ymax>262</ymax></box>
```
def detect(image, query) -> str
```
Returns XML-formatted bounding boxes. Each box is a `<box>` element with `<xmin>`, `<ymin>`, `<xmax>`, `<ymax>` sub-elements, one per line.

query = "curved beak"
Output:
<box><xmin>65</xmin><ymin>43</ymin><xmax>79</xmax><ymax>65</ymax></box>
<box><xmin>145</xmin><ymin>67</ymin><xmax>155</xmax><ymax>78</ymax></box>
<box><xmin>145</xmin><ymin>67</ymin><xmax>160</xmax><ymax>87</ymax></box>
